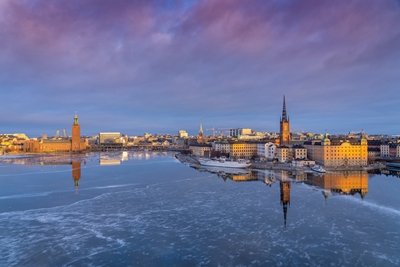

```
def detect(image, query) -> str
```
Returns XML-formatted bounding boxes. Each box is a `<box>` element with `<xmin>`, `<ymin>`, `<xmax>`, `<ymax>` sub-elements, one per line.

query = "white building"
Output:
<box><xmin>257</xmin><ymin>142</ymin><xmax>276</xmax><ymax>160</ymax></box>
<box><xmin>380</xmin><ymin>144</ymin><xmax>389</xmax><ymax>157</ymax></box>
<box><xmin>214</xmin><ymin>140</ymin><xmax>232</xmax><ymax>154</ymax></box>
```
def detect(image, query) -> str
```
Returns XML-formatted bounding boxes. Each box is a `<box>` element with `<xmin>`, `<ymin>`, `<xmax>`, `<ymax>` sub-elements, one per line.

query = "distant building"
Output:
<box><xmin>99</xmin><ymin>132</ymin><xmax>122</xmax><ymax>148</ymax></box>
<box><xmin>190</xmin><ymin>143</ymin><xmax>212</xmax><ymax>157</ymax></box>
<box><xmin>24</xmin><ymin>114</ymin><xmax>86</xmax><ymax>153</ymax></box>
<box><xmin>178</xmin><ymin>130</ymin><xmax>188</xmax><ymax>138</ymax></box>
<box><xmin>214</xmin><ymin>140</ymin><xmax>232</xmax><ymax>154</ymax></box>
<box><xmin>257</xmin><ymin>142</ymin><xmax>276</xmax><ymax>160</ymax></box>
<box><xmin>230</xmin><ymin>142</ymin><xmax>257</xmax><ymax>159</ymax></box>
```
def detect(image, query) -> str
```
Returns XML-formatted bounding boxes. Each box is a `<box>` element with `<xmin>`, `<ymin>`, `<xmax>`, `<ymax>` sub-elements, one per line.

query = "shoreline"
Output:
<box><xmin>176</xmin><ymin>154</ymin><xmax>387</xmax><ymax>172</ymax></box>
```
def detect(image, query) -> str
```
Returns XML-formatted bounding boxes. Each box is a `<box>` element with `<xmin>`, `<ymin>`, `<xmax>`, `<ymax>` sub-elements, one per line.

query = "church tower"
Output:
<box><xmin>280</xmin><ymin>96</ymin><xmax>290</xmax><ymax>146</ymax></box>
<box><xmin>71</xmin><ymin>113</ymin><xmax>81</xmax><ymax>152</ymax></box>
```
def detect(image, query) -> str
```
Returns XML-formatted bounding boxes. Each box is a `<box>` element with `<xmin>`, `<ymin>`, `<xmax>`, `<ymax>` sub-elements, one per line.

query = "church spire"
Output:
<box><xmin>281</xmin><ymin>95</ymin><xmax>288</xmax><ymax>122</ymax></box>
<box><xmin>198</xmin><ymin>121</ymin><xmax>204</xmax><ymax>137</ymax></box>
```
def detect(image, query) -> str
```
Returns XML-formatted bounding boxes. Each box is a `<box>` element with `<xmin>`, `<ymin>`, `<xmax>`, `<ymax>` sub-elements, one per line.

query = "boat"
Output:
<box><xmin>311</xmin><ymin>165</ymin><xmax>326</xmax><ymax>173</ymax></box>
<box><xmin>198</xmin><ymin>156</ymin><xmax>251</xmax><ymax>168</ymax></box>
<box><xmin>386</xmin><ymin>162</ymin><xmax>400</xmax><ymax>169</ymax></box>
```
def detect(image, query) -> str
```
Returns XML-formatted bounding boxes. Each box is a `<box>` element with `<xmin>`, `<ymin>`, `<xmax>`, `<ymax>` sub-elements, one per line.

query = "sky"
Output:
<box><xmin>1</xmin><ymin>0</ymin><xmax>400</xmax><ymax>137</ymax></box>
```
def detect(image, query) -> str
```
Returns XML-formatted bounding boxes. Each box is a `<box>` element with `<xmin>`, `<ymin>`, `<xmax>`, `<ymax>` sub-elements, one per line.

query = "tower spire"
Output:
<box><xmin>282</xmin><ymin>95</ymin><xmax>288</xmax><ymax>122</ymax></box>
<box><xmin>199</xmin><ymin>121</ymin><xmax>204</xmax><ymax>137</ymax></box>
<box><xmin>73</xmin><ymin>112</ymin><xmax>79</xmax><ymax>125</ymax></box>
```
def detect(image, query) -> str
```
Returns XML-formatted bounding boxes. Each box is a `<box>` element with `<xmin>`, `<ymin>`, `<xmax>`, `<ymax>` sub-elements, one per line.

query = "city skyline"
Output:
<box><xmin>1</xmin><ymin>0</ymin><xmax>400</xmax><ymax>136</ymax></box>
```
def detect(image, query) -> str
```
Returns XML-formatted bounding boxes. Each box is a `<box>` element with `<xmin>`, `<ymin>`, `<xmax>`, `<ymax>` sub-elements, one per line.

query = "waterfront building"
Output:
<box><xmin>230</xmin><ymin>142</ymin><xmax>257</xmax><ymax>159</ymax></box>
<box><xmin>276</xmin><ymin>146</ymin><xmax>290</xmax><ymax>163</ymax></box>
<box><xmin>190</xmin><ymin>143</ymin><xmax>212</xmax><ymax>157</ymax></box>
<box><xmin>292</xmin><ymin>145</ymin><xmax>307</xmax><ymax>160</ymax></box>
<box><xmin>214</xmin><ymin>140</ymin><xmax>232</xmax><ymax>154</ymax></box>
<box><xmin>304</xmin><ymin>133</ymin><xmax>368</xmax><ymax>166</ymax></box>
<box><xmin>257</xmin><ymin>142</ymin><xmax>276</xmax><ymax>160</ymax></box>
<box><xmin>275</xmin><ymin>145</ymin><xmax>307</xmax><ymax>163</ymax></box>
<box><xmin>380</xmin><ymin>144</ymin><xmax>389</xmax><ymax>157</ymax></box>
<box><xmin>99</xmin><ymin>132</ymin><xmax>121</xmax><ymax>145</ymax></box>
<box><xmin>23</xmin><ymin>114</ymin><xmax>86</xmax><ymax>153</ymax></box>
<box><xmin>279</xmin><ymin>96</ymin><xmax>290</xmax><ymax>146</ymax></box>
<box><xmin>397</xmin><ymin>145</ymin><xmax>400</xmax><ymax>158</ymax></box>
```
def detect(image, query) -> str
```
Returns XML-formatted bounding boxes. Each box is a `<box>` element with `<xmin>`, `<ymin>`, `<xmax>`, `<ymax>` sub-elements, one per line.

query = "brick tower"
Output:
<box><xmin>280</xmin><ymin>95</ymin><xmax>290</xmax><ymax>146</ymax></box>
<box><xmin>71</xmin><ymin>114</ymin><xmax>80</xmax><ymax>152</ymax></box>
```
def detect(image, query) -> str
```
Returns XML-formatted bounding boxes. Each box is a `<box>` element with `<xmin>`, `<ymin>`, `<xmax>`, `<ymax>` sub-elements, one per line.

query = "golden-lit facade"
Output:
<box><xmin>305</xmin><ymin>135</ymin><xmax>368</xmax><ymax>166</ymax></box>
<box><xmin>230</xmin><ymin>142</ymin><xmax>257</xmax><ymax>159</ymax></box>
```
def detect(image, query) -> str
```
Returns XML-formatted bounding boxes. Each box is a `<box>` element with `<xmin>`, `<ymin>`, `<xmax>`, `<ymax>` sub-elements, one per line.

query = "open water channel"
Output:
<box><xmin>0</xmin><ymin>152</ymin><xmax>399</xmax><ymax>266</ymax></box>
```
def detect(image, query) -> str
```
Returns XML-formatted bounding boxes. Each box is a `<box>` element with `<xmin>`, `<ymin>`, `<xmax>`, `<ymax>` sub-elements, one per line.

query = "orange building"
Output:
<box><xmin>24</xmin><ymin>114</ymin><xmax>86</xmax><ymax>153</ymax></box>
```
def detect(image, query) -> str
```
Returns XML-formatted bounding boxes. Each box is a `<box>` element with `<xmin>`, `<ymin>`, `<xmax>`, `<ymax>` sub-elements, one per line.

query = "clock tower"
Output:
<box><xmin>279</xmin><ymin>96</ymin><xmax>290</xmax><ymax>146</ymax></box>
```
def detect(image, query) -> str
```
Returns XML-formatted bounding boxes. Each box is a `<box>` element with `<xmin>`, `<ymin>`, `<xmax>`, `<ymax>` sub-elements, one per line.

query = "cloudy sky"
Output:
<box><xmin>1</xmin><ymin>0</ymin><xmax>399</xmax><ymax>137</ymax></box>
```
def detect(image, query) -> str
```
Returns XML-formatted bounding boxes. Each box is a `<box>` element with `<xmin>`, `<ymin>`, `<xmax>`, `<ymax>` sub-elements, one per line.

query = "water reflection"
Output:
<box><xmin>72</xmin><ymin>161</ymin><xmax>81</xmax><ymax>194</ymax></box>
<box><xmin>370</xmin><ymin>167</ymin><xmax>400</xmax><ymax>178</ymax></box>
<box><xmin>192</xmin><ymin>166</ymin><xmax>370</xmax><ymax>226</ymax></box>
<box><xmin>305</xmin><ymin>171</ymin><xmax>368</xmax><ymax>200</ymax></box>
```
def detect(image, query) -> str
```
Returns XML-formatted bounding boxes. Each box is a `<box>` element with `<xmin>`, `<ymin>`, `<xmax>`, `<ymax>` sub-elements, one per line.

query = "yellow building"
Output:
<box><xmin>230</xmin><ymin>142</ymin><xmax>257</xmax><ymax>159</ymax></box>
<box><xmin>305</xmin><ymin>134</ymin><xmax>368</xmax><ymax>166</ymax></box>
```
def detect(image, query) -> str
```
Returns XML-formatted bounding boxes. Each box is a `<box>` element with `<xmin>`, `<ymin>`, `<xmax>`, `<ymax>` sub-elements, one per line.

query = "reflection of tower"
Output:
<box><xmin>72</xmin><ymin>161</ymin><xmax>81</xmax><ymax>193</ymax></box>
<box><xmin>280</xmin><ymin>180</ymin><xmax>291</xmax><ymax>227</ymax></box>
<box><xmin>198</xmin><ymin>121</ymin><xmax>204</xmax><ymax>138</ymax></box>
<box><xmin>71</xmin><ymin>113</ymin><xmax>80</xmax><ymax>152</ymax></box>
<box><xmin>279</xmin><ymin>95</ymin><xmax>290</xmax><ymax>146</ymax></box>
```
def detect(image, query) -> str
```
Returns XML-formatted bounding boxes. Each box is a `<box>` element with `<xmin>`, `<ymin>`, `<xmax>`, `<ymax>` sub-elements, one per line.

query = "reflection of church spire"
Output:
<box><xmin>280</xmin><ymin>180</ymin><xmax>291</xmax><ymax>228</ymax></box>
<box><xmin>72</xmin><ymin>161</ymin><xmax>81</xmax><ymax>194</ymax></box>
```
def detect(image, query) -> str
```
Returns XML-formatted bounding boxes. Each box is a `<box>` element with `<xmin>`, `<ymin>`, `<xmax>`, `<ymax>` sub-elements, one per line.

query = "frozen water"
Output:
<box><xmin>0</xmin><ymin>152</ymin><xmax>399</xmax><ymax>266</ymax></box>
